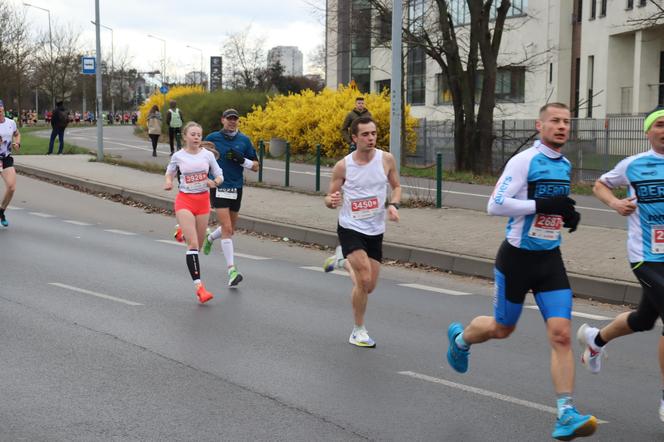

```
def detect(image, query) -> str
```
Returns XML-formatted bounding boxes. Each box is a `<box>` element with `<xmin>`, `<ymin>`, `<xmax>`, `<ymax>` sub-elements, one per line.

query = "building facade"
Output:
<box><xmin>325</xmin><ymin>0</ymin><xmax>664</xmax><ymax>120</ymax></box>
<box><xmin>268</xmin><ymin>46</ymin><xmax>304</xmax><ymax>76</ymax></box>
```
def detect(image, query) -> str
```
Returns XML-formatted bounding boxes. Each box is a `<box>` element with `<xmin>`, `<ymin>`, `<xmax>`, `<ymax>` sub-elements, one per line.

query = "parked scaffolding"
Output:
<box><xmin>411</xmin><ymin>115</ymin><xmax>649</xmax><ymax>181</ymax></box>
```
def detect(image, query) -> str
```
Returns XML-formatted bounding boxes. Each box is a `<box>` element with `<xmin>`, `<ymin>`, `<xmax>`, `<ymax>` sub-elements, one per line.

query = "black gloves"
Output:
<box><xmin>535</xmin><ymin>196</ymin><xmax>580</xmax><ymax>233</ymax></box>
<box><xmin>226</xmin><ymin>149</ymin><xmax>245</xmax><ymax>164</ymax></box>
<box><xmin>535</xmin><ymin>196</ymin><xmax>576</xmax><ymax>217</ymax></box>
<box><xmin>563</xmin><ymin>210</ymin><xmax>581</xmax><ymax>233</ymax></box>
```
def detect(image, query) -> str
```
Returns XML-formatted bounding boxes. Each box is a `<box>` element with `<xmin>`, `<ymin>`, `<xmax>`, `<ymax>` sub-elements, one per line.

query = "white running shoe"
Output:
<box><xmin>577</xmin><ymin>323</ymin><xmax>605</xmax><ymax>374</ymax></box>
<box><xmin>323</xmin><ymin>245</ymin><xmax>345</xmax><ymax>273</ymax></box>
<box><xmin>659</xmin><ymin>400</ymin><xmax>664</xmax><ymax>423</ymax></box>
<box><xmin>349</xmin><ymin>328</ymin><xmax>376</xmax><ymax>348</ymax></box>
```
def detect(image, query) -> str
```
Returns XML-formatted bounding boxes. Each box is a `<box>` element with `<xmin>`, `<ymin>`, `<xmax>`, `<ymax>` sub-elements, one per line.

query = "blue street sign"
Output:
<box><xmin>160</xmin><ymin>85</ymin><xmax>169</xmax><ymax>94</ymax></box>
<box><xmin>82</xmin><ymin>56</ymin><xmax>96</xmax><ymax>75</ymax></box>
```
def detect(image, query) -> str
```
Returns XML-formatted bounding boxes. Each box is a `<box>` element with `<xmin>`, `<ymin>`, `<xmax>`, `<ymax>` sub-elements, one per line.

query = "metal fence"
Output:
<box><xmin>410</xmin><ymin>115</ymin><xmax>649</xmax><ymax>181</ymax></box>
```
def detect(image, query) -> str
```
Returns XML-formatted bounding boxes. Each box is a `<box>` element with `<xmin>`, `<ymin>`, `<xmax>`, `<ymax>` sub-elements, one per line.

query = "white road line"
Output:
<box><xmin>104</xmin><ymin>229</ymin><xmax>137</xmax><ymax>236</ymax></box>
<box><xmin>398</xmin><ymin>371</ymin><xmax>608</xmax><ymax>423</ymax></box>
<box><xmin>399</xmin><ymin>283</ymin><xmax>472</xmax><ymax>296</ymax></box>
<box><xmin>156</xmin><ymin>239</ymin><xmax>185</xmax><ymax>246</ymax></box>
<box><xmin>523</xmin><ymin>305</ymin><xmax>612</xmax><ymax>321</ymax></box>
<box><xmin>48</xmin><ymin>282</ymin><xmax>143</xmax><ymax>306</ymax></box>
<box><xmin>154</xmin><ymin>241</ymin><xmax>270</xmax><ymax>260</ymax></box>
<box><xmin>301</xmin><ymin>265</ymin><xmax>349</xmax><ymax>276</ymax></box>
<box><xmin>63</xmin><ymin>220</ymin><xmax>93</xmax><ymax>226</ymax></box>
<box><xmin>235</xmin><ymin>252</ymin><xmax>270</xmax><ymax>260</ymax></box>
<box><xmin>29</xmin><ymin>212</ymin><xmax>55</xmax><ymax>218</ymax></box>
<box><xmin>7</xmin><ymin>206</ymin><xmax>23</xmax><ymax>210</ymax></box>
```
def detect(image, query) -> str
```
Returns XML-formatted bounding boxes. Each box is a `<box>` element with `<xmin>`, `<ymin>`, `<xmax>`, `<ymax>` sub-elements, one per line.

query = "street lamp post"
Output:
<box><xmin>186</xmin><ymin>45</ymin><xmax>204</xmax><ymax>88</ymax></box>
<box><xmin>148</xmin><ymin>34</ymin><xmax>167</xmax><ymax>86</ymax></box>
<box><xmin>24</xmin><ymin>2</ymin><xmax>54</xmax><ymax>109</ymax></box>
<box><xmin>91</xmin><ymin>21</ymin><xmax>113</xmax><ymax>114</ymax></box>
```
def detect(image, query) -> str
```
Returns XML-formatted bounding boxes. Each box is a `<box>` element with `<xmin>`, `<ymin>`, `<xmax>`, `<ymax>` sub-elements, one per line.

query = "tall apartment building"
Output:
<box><xmin>268</xmin><ymin>46</ymin><xmax>304</xmax><ymax>76</ymax></box>
<box><xmin>325</xmin><ymin>0</ymin><xmax>664</xmax><ymax>120</ymax></box>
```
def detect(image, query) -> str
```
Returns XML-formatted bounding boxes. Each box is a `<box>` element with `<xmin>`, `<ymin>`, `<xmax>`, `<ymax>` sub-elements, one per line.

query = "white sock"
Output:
<box><xmin>209</xmin><ymin>227</ymin><xmax>222</xmax><ymax>241</ymax></box>
<box><xmin>353</xmin><ymin>324</ymin><xmax>366</xmax><ymax>332</ymax></box>
<box><xmin>221</xmin><ymin>238</ymin><xmax>234</xmax><ymax>268</ymax></box>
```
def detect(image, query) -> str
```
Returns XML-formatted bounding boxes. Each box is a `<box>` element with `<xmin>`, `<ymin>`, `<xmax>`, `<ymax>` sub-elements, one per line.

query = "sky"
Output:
<box><xmin>14</xmin><ymin>0</ymin><xmax>326</xmax><ymax>79</ymax></box>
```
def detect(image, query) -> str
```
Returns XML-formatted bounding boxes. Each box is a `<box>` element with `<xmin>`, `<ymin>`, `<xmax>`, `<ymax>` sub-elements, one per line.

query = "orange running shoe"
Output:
<box><xmin>196</xmin><ymin>283</ymin><xmax>214</xmax><ymax>304</ymax></box>
<box><xmin>173</xmin><ymin>224</ymin><xmax>184</xmax><ymax>243</ymax></box>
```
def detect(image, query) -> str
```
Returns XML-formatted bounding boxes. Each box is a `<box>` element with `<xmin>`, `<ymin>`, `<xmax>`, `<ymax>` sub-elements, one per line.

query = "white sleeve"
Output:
<box><xmin>487</xmin><ymin>156</ymin><xmax>536</xmax><ymax>217</ymax></box>
<box><xmin>208</xmin><ymin>151</ymin><xmax>224</xmax><ymax>182</ymax></box>
<box><xmin>598</xmin><ymin>158</ymin><xmax>629</xmax><ymax>189</ymax></box>
<box><xmin>165</xmin><ymin>153</ymin><xmax>178</xmax><ymax>176</ymax></box>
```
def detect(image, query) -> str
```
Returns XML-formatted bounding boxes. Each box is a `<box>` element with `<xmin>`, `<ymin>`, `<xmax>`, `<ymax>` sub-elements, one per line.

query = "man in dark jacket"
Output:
<box><xmin>48</xmin><ymin>101</ymin><xmax>68</xmax><ymax>155</ymax></box>
<box><xmin>340</xmin><ymin>97</ymin><xmax>372</xmax><ymax>150</ymax></box>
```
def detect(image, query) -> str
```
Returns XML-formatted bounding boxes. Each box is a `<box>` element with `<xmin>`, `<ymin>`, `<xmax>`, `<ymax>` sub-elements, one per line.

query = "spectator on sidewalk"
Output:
<box><xmin>147</xmin><ymin>105</ymin><xmax>162</xmax><ymax>157</ymax></box>
<box><xmin>166</xmin><ymin>100</ymin><xmax>183</xmax><ymax>155</ymax></box>
<box><xmin>340</xmin><ymin>97</ymin><xmax>372</xmax><ymax>152</ymax></box>
<box><xmin>48</xmin><ymin>101</ymin><xmax>68</xmax><ymax>155</ymax></box>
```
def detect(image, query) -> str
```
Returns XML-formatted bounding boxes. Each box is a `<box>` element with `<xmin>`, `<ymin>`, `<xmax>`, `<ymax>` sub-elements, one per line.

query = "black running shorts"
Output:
<box><xmin>209</xmin><ymin>187</ymin><xmax>243</xmax><ymax>212</ymax></box>
<box><xmin>337</xmin><ymin>224</ymin><xmax>383</xmax><ymax>263</ymax></box>
<box><xmin>1</xmin><ymin>155</ymin><xmax>14</xmax><ymax>171</ymax></box>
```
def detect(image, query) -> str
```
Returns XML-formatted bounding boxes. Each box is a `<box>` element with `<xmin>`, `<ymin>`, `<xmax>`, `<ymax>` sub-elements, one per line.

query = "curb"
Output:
<box><xmin>17</xmin><ymin>162</ymin><xmax>640</xmax><ymax>306</ymax></box>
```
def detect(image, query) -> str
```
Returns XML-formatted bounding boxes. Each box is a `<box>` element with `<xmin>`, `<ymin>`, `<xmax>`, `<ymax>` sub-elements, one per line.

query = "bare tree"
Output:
<box><xmin>627</xmin><ymin>0</ymin><xmax>664</xmax><ymax>26</ymax></box>
<box><xmin>33</xmin><ymin>22</ymin><xmax>83</xmax><ymax>105</ymax></box>
<box><xmin>222</xmin><ymin>25</ymin><xmax>266</xmax><ymax>90</ymax></box>
<box><xmin>7</xmin><ymin>8</ymin><xmax>34</xmax><ymax>119</ymax></box>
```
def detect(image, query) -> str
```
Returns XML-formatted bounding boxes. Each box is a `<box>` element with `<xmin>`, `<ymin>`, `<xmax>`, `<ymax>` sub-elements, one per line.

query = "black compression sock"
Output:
<box><xmin>186</xmin><ymin>250</ymin><xmax>200</xmax><ymax>281</ymax></box>
<box><xmin>594</xmin><ymin>331</ymin><xmax>607</xmax><ymax>348</ymax></box>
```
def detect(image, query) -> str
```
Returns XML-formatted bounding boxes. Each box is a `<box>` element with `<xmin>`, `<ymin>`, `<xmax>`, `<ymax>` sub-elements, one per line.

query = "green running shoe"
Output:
<box><xmin>228</xmin><ymin>266</ymin><xmax>243</xmax><ymax>287</ymax></box>
<box><xmin>202</xmin><ymin>229</ymin><xmax>213</xmax><ymax>255</ymax></box>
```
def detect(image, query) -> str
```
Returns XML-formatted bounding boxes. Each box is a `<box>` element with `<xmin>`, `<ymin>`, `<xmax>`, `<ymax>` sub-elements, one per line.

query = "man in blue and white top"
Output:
<box><xmin>446</xmin><ymin>103</ymin><xmax>597</xmax><ymax>441</ymax></box>
<box><xmin>576</xmin><ymin>107</ymin><xmax>664</xmax><ymax>421</ymax></box>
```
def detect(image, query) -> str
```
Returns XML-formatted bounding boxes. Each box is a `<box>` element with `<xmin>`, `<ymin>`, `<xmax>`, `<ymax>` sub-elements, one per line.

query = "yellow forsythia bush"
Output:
<box><xmin>138</xmin><ymin>85</ymin><xmax>206</xmax><ymax>128</ymax></box>
<box><xmin>241</xmin><ymin>85</ymin><xmax>418</xmax><ymax>158</ymax></box>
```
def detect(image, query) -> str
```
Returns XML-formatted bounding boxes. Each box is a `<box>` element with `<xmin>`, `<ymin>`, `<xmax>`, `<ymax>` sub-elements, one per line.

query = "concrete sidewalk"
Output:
<box><xmin>13</xmin><ymin>154</ymin><xmax>640</xmax><ymax>305</ymax></box>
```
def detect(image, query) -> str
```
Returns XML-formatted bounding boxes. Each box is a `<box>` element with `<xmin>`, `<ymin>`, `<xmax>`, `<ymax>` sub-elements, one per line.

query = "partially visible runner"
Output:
<box><xmin>201</xmin><ymin>108</ymin><xmax>258</xmax><ymax>287</ymax></box>
<box><xmin>576</xmin><ymin>107</ymin><xmax>664</xmax><ymax>421</ymax></box>
<box><xmin>0</xmin><ymin>100</ymin><xmax>20</xmax><ymax>227</ymax></box>
<box><xmin>324</xmin><ymin>116</ymin><xmax>401</xmax><ymax>348</ymax></box>
<box><xmin>164</xmin><ymin>121</ymin><xmax>223</xmax><ymax>304</ymax></box>
<box><xmin>446</xmin><ymin>103</ymin><xmax>596</xmax><ymax>440</ymax></box>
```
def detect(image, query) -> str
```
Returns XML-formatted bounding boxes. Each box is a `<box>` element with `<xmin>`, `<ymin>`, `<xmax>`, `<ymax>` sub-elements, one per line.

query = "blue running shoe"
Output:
<box><xmin>0</xmin><ymin>210</ymin><xmax>8</xmax><ymax>227</ymax></box>
<box><xmin>552</xmin><ymin>407</ymin><xmax>597</xmax><ymax>441</ymax></box>
<box><xmin>446</xmin><ymin>322</ymin><xmax>469</xmax><ymax>373</ymax></box>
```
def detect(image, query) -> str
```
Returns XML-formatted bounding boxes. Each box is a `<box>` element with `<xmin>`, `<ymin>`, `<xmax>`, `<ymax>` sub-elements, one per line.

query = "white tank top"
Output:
<box><xmin>338</xmin><ymin>149</ymin><xmax>388</xmax><ymax>235</ymax></box>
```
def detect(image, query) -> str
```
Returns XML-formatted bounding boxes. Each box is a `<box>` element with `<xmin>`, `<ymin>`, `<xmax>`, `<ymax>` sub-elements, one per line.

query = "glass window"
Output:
<box><xmin>376</xmin><ymin>8</ymin><xmax>391</xmax><ymax>45</ymax></box>
<box><xmin>448</xmin><ymin>0</ymin><xmax>527</xmax><ymax>25</ymax></box>
<box><xmin>600</xmin><ymin>0</ymin><xmax>607</xmax><ymax>16</ymax></box>
<box><xmin>436</xmin><ymin>67</ymin><xmax>525</xmax><ymax>105</ymax></box>
<box><xmin>350</xmin><ymin>0</ymin><xmax>371</xmax><ymax>92</ymax></box>
<box><xmin>627</xmin><ymin>0</ymin><xmax>634</xmax><ymax>9</ymax></box>
<box><xmin>407</xmin><ymin>46</ymin><xmax>426</xmax><ymax>105</ymax></box>
<box><xmin>375</xmin><ymin>79</ymin><xmax>391</xmax><ymax>93</ymax></box>
<box><xmin>590</xmin><ymin>0</ymin><xmax>596</xmax><ymax>19</ymax></box>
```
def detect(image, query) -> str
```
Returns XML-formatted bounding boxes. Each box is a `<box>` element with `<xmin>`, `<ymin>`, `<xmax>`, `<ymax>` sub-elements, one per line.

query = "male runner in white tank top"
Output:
<box><xmin>324</xmin><ymin>116</ymin><xmax>401</xmax><ymax>348</ymax></box>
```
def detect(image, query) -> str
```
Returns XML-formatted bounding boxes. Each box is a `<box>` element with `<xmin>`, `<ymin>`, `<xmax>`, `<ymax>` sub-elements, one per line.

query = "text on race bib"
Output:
<box><xmin>652</xmin><ymin>225</ymin><xmax>664</xmax><ymax>254</ymax></box>
<box><xmin>181</xmin><ymin>171</ymin><xmax>208</xmax><ymax>193</ymax></box>
<box><xmin>216</xmin><ymin>188</ymin><xmax>238</xmax><ymax>200</ymax></box>
<box><xmin>350</xmin><ymin>196</ymin><xmax>380</xmax><ymax>220</ymax></box>
<box><xmin>528</xmin><ymin>214</ymin><xmax>562</xmax><ymax>241</ymax></box>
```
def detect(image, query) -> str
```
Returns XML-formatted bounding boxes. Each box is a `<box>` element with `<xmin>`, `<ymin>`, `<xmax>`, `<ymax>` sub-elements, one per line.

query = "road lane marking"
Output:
<box><xmin>301</xmin><ymin>266</ymin><xmax>349</xmax><ymax>276</ymax></box>
<box><xmin>7</xmin><ymin>206</ymin><xmax>23</xmax><ymax>210</ymax></box>
<box><xmin>29</xmin><ymin>212</ymin><xmax>55</xmax><ymax>218</ymax></box>
<box><xmin>104</xmin><ymin>229</ymin><xmax>137</xmax><ymax>235</ymax></box>
<box><xmin>399</xmin><ymin>283</ymin><xmax>471</xmax><ymax>296</ymax></box>
<box><xmin>398</xmin><ymin>371</ymin><xmax>608</xmax><ymax>423</ymax></box>
<box><xmin>155</xmin><ymin>241</ymin><xmax>270</xmax><ymax>260</ymax></box>
<box><xmin>63</xmin><ymin>220</ymin><xmax>93</xmax><ymax>226</ymax></box>
<box><xmin>48</xmin><ymin>283</ymin><xmax>143</xmax><ymax>306</ymax></box>
<box><xmin>235</xmin><ymin>252</ymin><xmax>270</xmax><ymax>260</ymax></box>
<box><xmin>523</xmin><ymin>305</ymin><xmax>612</xmax><ymax>321</ymax></box>
<box><xmin>156</xmin><ymin>239</ymin><xmax>184</xmax><ymax>246</ymax></box>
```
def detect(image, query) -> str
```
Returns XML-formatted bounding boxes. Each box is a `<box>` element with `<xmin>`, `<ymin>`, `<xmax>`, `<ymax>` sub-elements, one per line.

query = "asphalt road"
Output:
<box><xmin>1</xmin><ymin>174</ymin><xmax>662</xmax><ymax>440</ymax></box>
<box><xmin>37</xmin><ymin>125</ymin><xmax>627</xmax><ymax>230</ymax></box>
